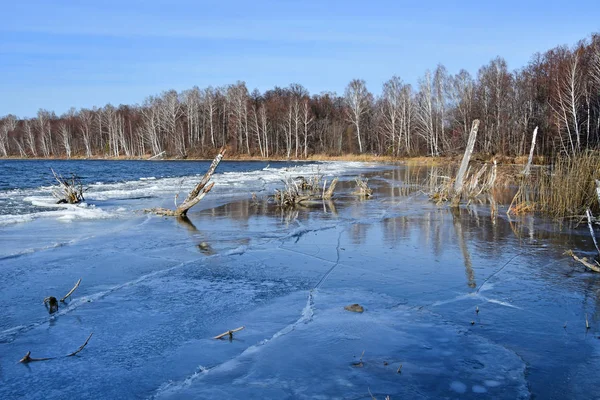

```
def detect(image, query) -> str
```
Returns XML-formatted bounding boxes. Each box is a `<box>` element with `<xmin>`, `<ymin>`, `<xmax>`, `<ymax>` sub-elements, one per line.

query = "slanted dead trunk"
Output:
<box><xmin>523</xmin><ymin>126</ymin><xmax>538</xmax><ymax>176</ymax></box>
<box><xmin>146</xmin><ymin>147</ymin><xmax>226</xmax><ymax>217</ymax></box>
<box><xmin>451</xmin><ymin>120</ymin><xmax>480</xmax><ymax>207</ymax></box>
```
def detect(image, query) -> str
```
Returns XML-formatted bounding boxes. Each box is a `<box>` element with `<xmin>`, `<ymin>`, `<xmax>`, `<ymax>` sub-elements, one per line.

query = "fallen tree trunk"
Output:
<box><xmin>148</xmin><ymin>151</ymin><xmax>166</xmax><ymax>160</ymax></box>
<box><xmin>146</xmin><ymin>147</ymin><xmax>226</xmax><ymax>217</ymax></box>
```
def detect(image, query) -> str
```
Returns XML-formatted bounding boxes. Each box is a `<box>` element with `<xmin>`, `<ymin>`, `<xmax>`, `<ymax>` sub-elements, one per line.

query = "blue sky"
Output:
<box><xmin>1</xmin><ymin>0</ymin><xmax>598</xmax><ymax>118</ymax></box>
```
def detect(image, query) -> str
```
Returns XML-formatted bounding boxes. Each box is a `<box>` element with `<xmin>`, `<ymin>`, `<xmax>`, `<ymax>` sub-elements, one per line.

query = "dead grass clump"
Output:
<box><xmin>428</xmin><ymin>161</ymin><xmax>497</xmax><ymax>205</ymax></box>
<box><xmin>353</xmin><ymin>177</ymin><xmax>373</xmax><ymax>197</ymax></box>
<box><xmin>274</xmin><ymin>171</ymin><xmax>338</xmax><ymax>207</ymax></box>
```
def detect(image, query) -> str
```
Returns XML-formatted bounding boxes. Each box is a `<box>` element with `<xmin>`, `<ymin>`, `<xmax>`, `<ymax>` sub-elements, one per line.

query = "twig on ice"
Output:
<box><xmin>213</xmin><ymin>326</ymin><xmax>245</xmax><ymax>340</ymax></box>
<box><xmin>19</xmin><ymin>332</ymin><xmax>93</xmax><ymax>363</ymax></box>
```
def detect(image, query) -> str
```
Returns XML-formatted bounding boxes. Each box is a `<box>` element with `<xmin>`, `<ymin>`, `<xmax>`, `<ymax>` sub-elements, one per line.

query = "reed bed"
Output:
<box><xmin>536</xmin><ymin>152</ymin><xmax>600</xmax><ymax>218</ymax></box>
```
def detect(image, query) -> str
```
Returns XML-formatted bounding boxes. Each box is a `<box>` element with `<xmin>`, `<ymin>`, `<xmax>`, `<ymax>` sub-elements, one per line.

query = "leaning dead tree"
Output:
<box><xmin>429</xmin><ymin>120</ymin><xmax>496</xmax><ymax>205</ymax></box>
<box><xmin>507</xmin><ymin>127</ymin><xmax>539</xmax><ymax>215</ymax></box>
<box><xmin>145</xmin><ymin>147</ymin><xmax>226</xmax><ymax>216</ymax></box>
<box><xmin>51</xmin><ymin>169</ymin><xmax>85</xmax><ymax>204</ymax></box>
<box><xmin>451</xmin><ymin>120</ymin><xmax>480</xmax><ymax>206</ymax></box>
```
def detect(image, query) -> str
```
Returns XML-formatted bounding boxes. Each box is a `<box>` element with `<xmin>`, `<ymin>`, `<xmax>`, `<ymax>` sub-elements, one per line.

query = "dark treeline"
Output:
<box><xmin>1</xmin><ymin>33</ymin><xmax>600</xmax><ymax>160</ymax></box>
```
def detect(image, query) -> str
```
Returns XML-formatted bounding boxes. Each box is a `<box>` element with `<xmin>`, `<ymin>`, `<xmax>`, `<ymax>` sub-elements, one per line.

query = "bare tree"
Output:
<box><xmin>0</xmin><ymin>115</ymin><xmax>17</xmax><ymax>157</ymax></box>
<box><xmin>449</xmin><ymin>70</ymin><xmax>475</xmax><ymax>145</ymax></box>
<box><xmin>416</xmin><ymin>70</ymin><xmax>438</xmax><ymax>156</ymax></box>
<box><xmin>58</xmin><ymin>122</ymin><xmax>72</xmax><ymax>158</ymax></box>
<box><xmin>380</xmin><ymin>76</ymin><xmax>404</xmax><ymax>155</ymax></box>
<box><xmin>227</xmin><ymin>82</ymin><xmax>250</xmax><ymax>154</ymax></box>
<box><xmin>344</xmin><ymin>79</ymin><xmax>372</xmax><ymax>153</ymax></box>
<box><xmin>36</xmin><ymin>110</ymin><xmax>53</xmax><ymax>158</ymax></box>
<box><xmin>204</xmin><ymin>87</ymin><xmax>218</xmax><ymax>148</ymax></box>
<box><xmin>434</xmin><ymin>64</ymin><xmax>449</xmax><ymax>152</ymax></box>
<box><xmin>141</xmin><ymin>96</ymin><xmax>163</xmax><ymax>156</ymax></box>
<box><xmin>301</xmin><ymin>98</ymin><xmax>314</xmax><ymax>158</ymax></box>
<box><xmin>79</xmin><ymin>109</ymin><xmax>94</xmax><ymax>158</ymax></box>
<box><xmin>23</xmin><ymin>120</ymin><xmax>37</xmax><ymax>157</ymax></box>
<box><xmin>552</xmin><ymin>52</ymin><xmax>582</xmax><ymax>155</ymax></box>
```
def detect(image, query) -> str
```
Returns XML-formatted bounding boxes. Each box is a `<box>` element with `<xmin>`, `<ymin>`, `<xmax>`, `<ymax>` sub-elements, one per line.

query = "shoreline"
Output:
<box><xmin>0</xmin><ymin>153</ymin><xmax>543</xmax><ymax>167</ymax></box>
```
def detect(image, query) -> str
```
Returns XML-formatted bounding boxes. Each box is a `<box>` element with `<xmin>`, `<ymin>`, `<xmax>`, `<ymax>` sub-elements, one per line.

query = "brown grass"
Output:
<box><xmin>536</xmin><ymin>152</ymin><xmax>600</xmax><ymax>218</ymax></box>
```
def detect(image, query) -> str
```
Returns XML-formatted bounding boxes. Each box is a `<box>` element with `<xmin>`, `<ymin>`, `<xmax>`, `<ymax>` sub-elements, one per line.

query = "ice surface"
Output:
<box><xmin>1</xmin><ymin>161</ymin><xmax>599</xmax><ymax>399</ymax></box>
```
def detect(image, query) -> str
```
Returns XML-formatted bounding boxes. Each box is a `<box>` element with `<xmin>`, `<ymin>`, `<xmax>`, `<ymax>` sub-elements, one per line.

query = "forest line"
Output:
<box><xmin>1</xmin><ymin>33</ymin><xmax>599</xmax><ymax>160</ymax></box>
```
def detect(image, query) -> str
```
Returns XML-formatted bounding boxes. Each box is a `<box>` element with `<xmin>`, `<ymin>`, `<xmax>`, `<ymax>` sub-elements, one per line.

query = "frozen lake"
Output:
<box><xmin>1</xmin><ymin>160</ymin><xmax>599</xmax><ymax>399</ymax></box>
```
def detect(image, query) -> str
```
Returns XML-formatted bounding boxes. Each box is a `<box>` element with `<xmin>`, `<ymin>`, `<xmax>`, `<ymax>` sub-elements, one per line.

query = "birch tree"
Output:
<box><xmin>416</xmin><ymin>71</ymin><xmax>438</xmax><ymax>156</ymax></box>
<box><xmin>23</xmin><ymin>120</ymin><xmax>37</xmax><ymax>157</ymax></box>
<box><xmin>552</xmin><ymin>52</ymin><xmax>582</xmax><ymax>155</ymax></box>
<box><xmin>0</xmin><ymin>115</ymin><xmax>17</xmax><ymax>157</ymax></box>
<box><xmin>58</xmin><ymin>122</ymin><xmax>72</xmax><ymax>158</ymax></box>
<box><xmin>301</xmin><ymin>98</ymin><xmax>314</xmax><ymax>158</ymax></box>
<box><xmin>79</xmin><ymin>109</ymin><xmax>94</xmax><ymax>158</ymax></box>
<box><xmin>449</xmin><ymin>70</ymin><xmax>475</xmax><ymax>145</ymax></box>
<box><xmin>344</xmin><ymin>79</ymin><xmax>372</xmax><ymax>153</ymax></box>
<box><xmin>381</xmin><ymin>76</ymin><xmax>404</xmax><ymax>155</ymax></box>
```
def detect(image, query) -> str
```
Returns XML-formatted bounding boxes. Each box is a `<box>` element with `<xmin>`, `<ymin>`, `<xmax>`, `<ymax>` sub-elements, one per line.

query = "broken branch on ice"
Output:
<box><xmin>213</xmin><ymin>326</ymin><xmax>245</xmax><ymax>340</ymax></box>
<box><xmin>564</xmin><ymin>250</ymin><xmax>600</xmax><ymax>273</ymax></box>
<box><xmin>19</xmin><ymin>332</ymin><xmax>94</xmax><ymax>363</ymax></box>
<box><xmin>60</xmin><ymin>278</ymin><xmax>81</xmax><ymax>303</ymax></box>
<box><xmin>145</xmin><ymin>147</ymin><xmax>226</xmax><ymax>217</ymax></box>
<box><xmin>67</xmin><ymin>332</ymin><xmax>94</xmax><ymax>357</ymax></box>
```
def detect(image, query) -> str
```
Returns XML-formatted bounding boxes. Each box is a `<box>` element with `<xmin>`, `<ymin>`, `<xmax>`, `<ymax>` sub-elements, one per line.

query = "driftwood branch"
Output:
<box><xmin>213</xmin><ymin>326</ymin><xmax>245</xmax><ymax>339</ymax></box>
<box><xmin>452</xmin><ymin>119</ymin><xmax>480</xmax><ymax>207</ymax></box>
<box><xmin>146</xmin><ymin>147</ymin><xmax>226</xmax><ymax>217</ymax></box>
<box><xmin>51</xmin><ymin>169</ymin><xmax>85</xmax><ymax>204</ymax></box>
<box><xmin>19</xmin><ymin>332</ymin><xmax>94</xmax><ymax>363</ymax></box>
<box><xmin>67</xmin><ymin>332</ymin><xmax>94</xmax><ymax>357</ymax></box>
<box><xmin>148</xmin><ymin>150</ymin><xmax>166</xmax><ymax>160</ymax></box>
<box><xmin>19</xmin><ymin>352</ymin><xmax>53</xmax><ymax>363</ymax></box>
<box><xmin>60</xmin><ymin>278</ymin><xmax>81</xmax><ymax>303</ymax></box>
<box><xmin>565</xmin><ymin>250</ymin><xmax>600</xmax><ymax>273</ymax></box>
